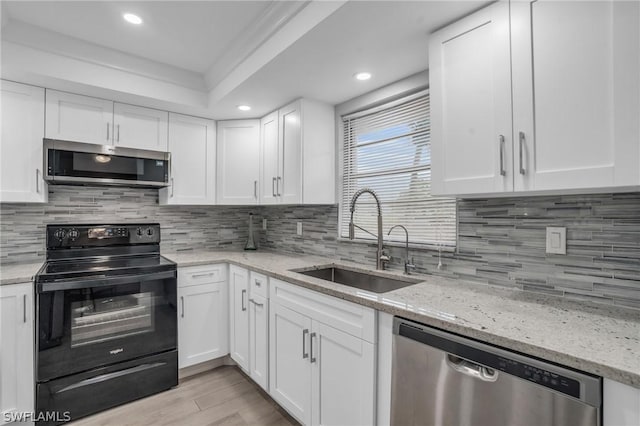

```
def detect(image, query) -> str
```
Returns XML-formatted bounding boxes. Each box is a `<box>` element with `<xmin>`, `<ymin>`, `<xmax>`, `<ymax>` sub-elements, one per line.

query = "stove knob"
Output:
<box><xmin>136</xmin><ymin>227</ymin><xmax>144</xmax><ymax>237</ymax></box>
<box><xmin>68</xmin><ymin>228</ymin><xmax>79</xmax><ymax>241</ymax></box>
<box><xmin>146</xmin><ymin>228</ymin><xmax>154</xmax><ymax>237</ymax></box>
<box><xmin>53</xmin><ymin>228</ymin><xmax>66</xmax><ymax>240</ymax></box>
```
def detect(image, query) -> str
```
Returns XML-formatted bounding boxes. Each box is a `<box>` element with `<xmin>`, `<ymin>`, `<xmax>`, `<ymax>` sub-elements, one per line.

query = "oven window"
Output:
<box><xmin>71</xmin><ymin>292</ymin><xmax>155</xmax><ymax>347</ymax></box>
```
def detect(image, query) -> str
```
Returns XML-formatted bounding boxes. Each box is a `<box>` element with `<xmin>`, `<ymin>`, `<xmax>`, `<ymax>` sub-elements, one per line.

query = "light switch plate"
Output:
<box><xmin>546</xmin><ymin>226</ymin><xmax>566</xmax><ymax>255</ymax></box>
<box><xmin>296</xmin><ymin>222</ymin><xmax>303</xmax><ymax>236</ymax></box>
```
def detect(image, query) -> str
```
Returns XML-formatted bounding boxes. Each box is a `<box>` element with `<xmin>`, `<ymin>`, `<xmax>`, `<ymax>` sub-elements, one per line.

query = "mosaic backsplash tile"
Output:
<box><xmin>1</xmin><ymin>186</ymin><xmax>638</xmax><ymax>309</ymax></box>
<box><xmin>259</xmin><ymin>193</ymin><xmax>640</xmax><ymax>310</ymax></box>
<box><xmin>0</xmin><ymin>185</ymin><xmax>263</xmax><ymax>263</ymax></box>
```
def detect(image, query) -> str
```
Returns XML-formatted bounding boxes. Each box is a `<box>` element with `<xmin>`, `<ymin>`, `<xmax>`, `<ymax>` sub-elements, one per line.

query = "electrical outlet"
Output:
<box><xmin>262</xmin><ymin>219</ymin><xmax>267</xmax><ymax>230</ymax></box>
<box><xmin>546</xmin><ymin>226</ymin><xmax>566</xmax><ymax>254</ymax></box>
<box><xmin>296</xmin><ymin>222</ymin><xmax>303</xmax><ymax>236</ymax></box>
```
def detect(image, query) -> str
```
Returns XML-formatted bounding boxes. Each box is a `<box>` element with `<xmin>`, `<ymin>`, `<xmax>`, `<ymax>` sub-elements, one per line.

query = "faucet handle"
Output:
<box><xmin>405</xmin><ymin>257</ymin><xmax>416</xmax><ymax>274</ymax></box>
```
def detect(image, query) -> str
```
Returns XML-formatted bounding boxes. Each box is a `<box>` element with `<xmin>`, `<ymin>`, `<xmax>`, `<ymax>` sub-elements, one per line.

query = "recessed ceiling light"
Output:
<box><xmin>354</xmin><ymin>72</ymin><xmax>372</xmax><ymax>81</ymax></box>
<box><xmin>237</xmin><ymin>105</ymin><xmax>251</xmax><ymax>111</ymax></box>
<box><xmin>123</xmin><ymin>13</ymin><xmax>143</xmax><ymax>25</ymax></box>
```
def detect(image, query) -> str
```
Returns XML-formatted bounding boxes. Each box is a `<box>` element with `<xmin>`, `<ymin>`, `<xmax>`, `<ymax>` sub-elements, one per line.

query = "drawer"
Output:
<box><xmin>249</xmin><ymin>271</ymin><xmax>268</xmax><ymax>298</ymax></box>
<box><xmin>270</xmin><ymin>278</ymin><xmax>376</xmax><ymax>344</ymax></box>
<box><xmin>178</xmin><ymin>264</ymin><xmax>227</xmax><ymax>288</ymax></box>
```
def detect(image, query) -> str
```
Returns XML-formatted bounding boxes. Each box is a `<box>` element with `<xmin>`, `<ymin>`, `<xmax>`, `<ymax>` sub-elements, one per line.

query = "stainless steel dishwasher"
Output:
<box><xmin>391</xmin><ymin>317</ymin><xmax>601</xmax><ymax>426</ymax></box>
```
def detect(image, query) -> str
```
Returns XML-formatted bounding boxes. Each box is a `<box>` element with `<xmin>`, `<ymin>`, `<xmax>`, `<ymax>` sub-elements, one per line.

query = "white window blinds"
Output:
<box><xmin>340</xmin><ymin>91</ymin><xmax>456</xmax><ymax>247</ymax></box>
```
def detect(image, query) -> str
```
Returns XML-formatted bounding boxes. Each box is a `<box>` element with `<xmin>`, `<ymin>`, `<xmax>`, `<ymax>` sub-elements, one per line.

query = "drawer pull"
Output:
<box><xmin>241</xmin><ymin>289</ymin><xmax>247</xmax><ymax>311</ymax></box>
<box><xmin>191</xmin><ymin>272</ymin><xmax>216</xmax><ymax>278</ymax></box>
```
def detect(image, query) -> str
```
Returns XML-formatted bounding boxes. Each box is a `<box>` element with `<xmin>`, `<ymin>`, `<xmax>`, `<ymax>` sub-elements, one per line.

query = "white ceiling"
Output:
<box><xmin>1</xmin><ymin>1</ymin><xmax>489</xmax><ymax>119</ymax></box>
<box><xmin>2</xmin><ymin>1</ymin><xmax>274</xmax><ymax>73</ymax></box>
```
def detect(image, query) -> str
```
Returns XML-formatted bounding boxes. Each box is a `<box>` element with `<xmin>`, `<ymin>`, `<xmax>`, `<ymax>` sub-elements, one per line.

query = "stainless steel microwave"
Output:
<box><xmin>43</xmin><ymin>139</ymin><xmax>170</xmax><ymax>188</ymax></box>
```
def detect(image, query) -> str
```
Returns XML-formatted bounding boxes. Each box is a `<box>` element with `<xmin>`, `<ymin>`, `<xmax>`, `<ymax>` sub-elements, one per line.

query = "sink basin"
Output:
<box><xmin>293</xmin><ymin>265</ymin><xmax>421</xmax><ymax>294</ymax></box>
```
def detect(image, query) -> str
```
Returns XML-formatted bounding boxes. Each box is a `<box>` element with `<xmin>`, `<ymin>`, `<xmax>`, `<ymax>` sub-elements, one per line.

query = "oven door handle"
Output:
<box><xmin>38</xmin><ymin>270</ymin><xmax>176</xmax><ymax>292</ymax></box>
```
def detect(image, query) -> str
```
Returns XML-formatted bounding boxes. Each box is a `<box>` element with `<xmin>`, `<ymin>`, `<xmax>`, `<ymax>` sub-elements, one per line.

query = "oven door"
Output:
<box><xmin>37</xmin><ymin>269</ymin><xmax>177</xmax><ymax>381</ymax></box>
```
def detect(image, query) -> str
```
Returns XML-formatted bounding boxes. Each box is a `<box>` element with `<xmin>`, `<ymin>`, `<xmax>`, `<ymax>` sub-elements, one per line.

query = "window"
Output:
<box><xmin>340</xmin><ymin>91</ymin><xmax>456</xmax><ymax>247</ymax></box>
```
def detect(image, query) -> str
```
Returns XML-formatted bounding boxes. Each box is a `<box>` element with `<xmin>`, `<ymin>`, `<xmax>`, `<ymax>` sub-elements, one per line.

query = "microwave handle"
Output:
<box><xmin>38</xmin><ymin>270</ymin><xmax>176</xmax><ymax>292</ymax></box>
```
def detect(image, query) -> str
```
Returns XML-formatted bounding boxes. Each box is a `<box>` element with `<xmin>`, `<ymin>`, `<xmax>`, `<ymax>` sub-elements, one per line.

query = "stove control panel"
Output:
<box><xmin>47</xmin><ymin>224</ymin><xmax>161</xmax><ymax>248</ymax></box>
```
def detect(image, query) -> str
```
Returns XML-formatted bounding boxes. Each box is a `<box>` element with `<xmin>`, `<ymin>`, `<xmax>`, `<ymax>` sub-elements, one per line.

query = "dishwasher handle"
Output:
<box><xmin>446</xmin><ymin>354</ymin><xmax>498</xmax><ymax>382</ymax></box>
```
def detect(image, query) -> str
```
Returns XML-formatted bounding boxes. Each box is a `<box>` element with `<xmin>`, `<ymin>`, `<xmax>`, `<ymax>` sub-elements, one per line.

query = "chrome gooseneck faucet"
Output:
<box><xmin>348</xmin><ymin>188</ymin><xmax>390</xmax><ymax>270</ymax></box>
<box><xmin>388</xmin><ymin>224</ymin><xmax>416</xmax><ymax>275</ymax></box>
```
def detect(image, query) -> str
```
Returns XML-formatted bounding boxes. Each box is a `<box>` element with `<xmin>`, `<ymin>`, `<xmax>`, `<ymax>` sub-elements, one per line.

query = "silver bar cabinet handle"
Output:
<box><xmin>499</xmin><ymin>135</ymin><xmax>506</xmax><ymax>177</ymax></box>
<box><xmin>106</xmin><ymin>122</ymin><xmax>110</xmax><ymax>141</ymax></box>
<box><xmin>272</xmin><ymin>177</ymin><xmax>276</xmax><ymax>197</ymax></box>
<box><xmin>117</xmin><ymin>124</ymin><xmax>120</xmax><ymax>142</ymax></box>
<box><xmin>180</xmin><ymin>296</ymin><xmax>185</xmax><ymax>318</ymax></box>
<box><xmin>241</xmin><ymin>289</ymin><xmax>247</xmax><ymax>311</ymax></box>
<box><xmin>519</xmin><ymin>131</ymin><xmax>526</xmax><ymax>175</ymax></box>
<box><xmin>23</xmin><ymin>294</ymin><xmax>27</xmax><ymax>323</ymax></box>
<box><xmin>277</xmin><ymin>176</ymin><xmax>282</xmax><ymax>196</ymax></box>
<box><xmin>35</xmin><ymin>169</ymin><xmax>40</xmax><ymax>193</ymax></box>
<box><xmin>192</xmin><ymin>272</ymin><xmax>215</xmax><ymax>278</ymax></box>
<box><xmin>302</xmin><ymin>329</ymin><xmax>309</xmax><ymax>359</ymax></box>
<box><xmin>310</xmin><ymin>332</ymin><xmax>317</xmax><ymax>363</ymax></box>
<box><xmin>254</xmin><ymin>180</ymin><xmax>258</xmax><ymax>199</ymax></box>
<box><xmin>171</xmin><ymin>178</ymin><xmax>174</xmax><ymax>197</ymax></box>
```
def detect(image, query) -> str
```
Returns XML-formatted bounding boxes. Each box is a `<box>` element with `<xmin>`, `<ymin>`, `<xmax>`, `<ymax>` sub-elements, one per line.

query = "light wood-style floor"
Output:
<box><xmin>73</xmin><ymin>366</ymin><xmax>299</xmax><ymax>426</ymax></box>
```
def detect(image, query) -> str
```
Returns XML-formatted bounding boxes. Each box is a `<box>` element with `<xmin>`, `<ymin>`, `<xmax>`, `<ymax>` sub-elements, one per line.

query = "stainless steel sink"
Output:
<box><xmin>293</xmin><ymin>265</ymin><xmax>421</xmax><ymax>293</ymax></box>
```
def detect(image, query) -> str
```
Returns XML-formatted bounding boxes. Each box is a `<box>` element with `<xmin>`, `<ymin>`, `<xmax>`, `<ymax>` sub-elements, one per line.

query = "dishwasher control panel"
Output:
<box><xmin>496</xmin><ymin>356</ymin><xmax>580</xmax><ymax>398</ymax></box>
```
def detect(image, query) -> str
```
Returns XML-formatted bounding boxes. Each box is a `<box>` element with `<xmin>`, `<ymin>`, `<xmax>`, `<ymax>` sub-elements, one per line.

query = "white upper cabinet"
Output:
<box><xmin>430</xmin><ymin>0</ymin><xmax>640</xmax><ymax>196</ymax></box>
<box><xmin>0</xmin><ymin>80</ymin><xmax>47</xmax><ymax>203</ymax></box>
<box><xmin>45</xmin><ymin>90</ymin><xmax>113</xmax><ymax>145</ymax></box>
<box><xmin>113</xmin><ymin>103</ymin><xmax>168</xmax><ymax>151</ymax></box>
<box><xmin>260</xmin><ymin>99</ymin><xmax>336</xmax><ymax>205</ymax></box>
<box><xmin>278</xmin><ymin>101</ymin><xmax>303</xmax><ymax>204</ymax></box>
<box><xmin>430</xmin><ymin>1</ymin><xmax>513</xmax><ymax>195</ymax></box>
<box><xmin>160</xmin><ymin>113</ymin><xmax>216</xmax><ymax>205</ymax></box>
<box><xmin>260</xmin><ymin>111</ymin><xmax>280</xmax><ymax>205</ymax></box>
<box><xmin>216</xmin><ymin>120</ymin><xmax>260</xmax><ymax>205</ymax></box>
<box><xmin>511</xmin><ymin>0</ymin><xmax>640</xmax><ymax>192</ymax></box>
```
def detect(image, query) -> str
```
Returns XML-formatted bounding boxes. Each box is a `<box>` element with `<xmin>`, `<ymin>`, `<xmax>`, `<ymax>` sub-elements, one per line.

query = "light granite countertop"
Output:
<box><xmin>163</xmin><ymin>250</ymin><xmax>640</xmax><ymax>389</ymax></box>
<box><xmin>0</xmin><ymin>262</ymin><xmax>43</xmax><ymax>286</ymax></box>
<box><xmin>2</xmin><ymin>250</ymin><xmax>638</xmax><ymax>388</ymax></box>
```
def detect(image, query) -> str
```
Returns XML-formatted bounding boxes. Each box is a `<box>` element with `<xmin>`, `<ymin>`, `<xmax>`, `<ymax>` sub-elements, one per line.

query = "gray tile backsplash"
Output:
<box><xmin>1</xmin><ymin>186</ymin><xmax>638</xmax><ymax>309</ymax></box>
<box><xmin>259</xmin><ymin>193</ymin><xmax>640</xmax><ymax>309</ymax></box>
<box><xmin>0</xmin><ymin>185</ymin><xmax>262</xmax><ymax>264</ymax></box>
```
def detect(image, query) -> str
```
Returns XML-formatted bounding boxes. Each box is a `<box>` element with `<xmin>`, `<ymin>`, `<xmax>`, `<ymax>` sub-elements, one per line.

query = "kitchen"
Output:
<box><xmin>0</xmin><ymin>1</ymin><xmax>639</xmax><ymax>425</ymax></box>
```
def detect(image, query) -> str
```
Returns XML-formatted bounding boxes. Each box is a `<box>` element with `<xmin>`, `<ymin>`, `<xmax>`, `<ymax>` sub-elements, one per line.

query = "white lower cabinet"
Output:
<box><xmin>270</xmin><ymin>302</ymin><xmax>313</xmax><ymax>424</ymax></box>
<box><xmin>229</xmin><ymin>265</ymin><xmax>250</xmax><ymax>371</ymax></box>
<box><xmin>248</xmin><ymin>272</ymin><xmax>269</xmax><ymax>391</ymax></box>
<box><xmin>604</xmin><ymin>379</ymin><xmax>640</xmax><ymax>426</ymax></box>
<box><xmin>177</xmin><ymin>265</ymin><xmax>228</xmax><ymax>369</ymax></box>
<box><xmin>0</xmin><ymin>282</ymin><xmax>34</xmax><ymax>425</ymax></box>
<box><xmin>269</xmin><ymin>279</ymin><xmax>376</xmax><ymax>426</ymax></box>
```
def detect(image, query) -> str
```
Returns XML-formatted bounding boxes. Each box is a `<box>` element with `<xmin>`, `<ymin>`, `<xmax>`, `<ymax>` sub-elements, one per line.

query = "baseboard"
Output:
<box><xmin>178</xmin><ymin>355</ymin><xmax>237</xmax><ymax>379</ymax></box>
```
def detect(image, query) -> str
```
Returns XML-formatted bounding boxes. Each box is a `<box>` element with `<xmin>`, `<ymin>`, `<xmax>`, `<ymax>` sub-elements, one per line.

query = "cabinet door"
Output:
<box><xmin>429</xmin><ymin>1</ymin><xmax>513</xmax><ymax>195</ymax></box>
<box><xmin>45</xmin><ymin>90</ymin><xmax>113</xmax><ymax>145</ymax></box>
<box><xmin>278</xmin><ymin>101</ymin><xmax>302</xmax><ymax>204</ymax></box>
<box><xmin>160</xmin><ymin>113</ymin><xmax>216</xmax><ymax>205</ymax></box>
<box><xmin>216</xmin><ymin>120</ymin><xmax>260</xmax><ymax>205</ymax></box>
<box><xmin>113</xmin><ymin>103</ymin><xmax>168</xmax><ymax>151</ymax></box>
<box><xmin>1</xmin><ymin>81</ymin><xmax>47</xmax><ymax>203</ymax></box>
<box><xmin>0</xmin><ymin>283</ymin><xmax>34</xmax><ymax>425</ymax></box>
<box><xmin>311</xmin><ymin>321</ymin><xmax>375</xmax><ymax>426</ymax></box>
<box><xmin>269</xmin><ymin>302</ymin><xmax>312</xmax><ymax>425</ymax></box>
<box><xmin>249</xmin><ymin>293</ymin><xmax>269</xmax><ymax>392</ymax></box>
<box><xmin>511</xmin><ymin>0</ymin><xmax>640</xmax><ymax>191</ymax></box>
<box><xmin>229</xmin><ymin>265</ymin><xmax>250</xmax><ymax>371</ymax></box>
<box><xmin>260</xmin><ymin>111</ymin><xmax>279</xmax><ymax>205</ymax></box>
<box><xmin>178</xmin><ymin>282</ymin><xmax>229</xmax><ymax>369</ymax></box>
